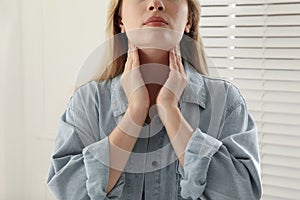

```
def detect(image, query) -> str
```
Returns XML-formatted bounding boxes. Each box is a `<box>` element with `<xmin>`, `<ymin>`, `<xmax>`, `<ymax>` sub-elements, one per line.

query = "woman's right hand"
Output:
<box><xmin>120</xmin><ymin>42</ymin><xmax>150</xmax><ymax>113</ymax></box>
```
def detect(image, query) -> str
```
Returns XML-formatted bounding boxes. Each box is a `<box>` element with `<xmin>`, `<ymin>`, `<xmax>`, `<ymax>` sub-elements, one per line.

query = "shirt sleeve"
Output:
<box><xmin>46</xmin><ymin>94</ymin><xmax>126</xmax><ymax>200</ymax></box>
<box><xmin>177</xmin><ymin>95</ymin><xmax>262</xmax><ymax>200</ymax></box>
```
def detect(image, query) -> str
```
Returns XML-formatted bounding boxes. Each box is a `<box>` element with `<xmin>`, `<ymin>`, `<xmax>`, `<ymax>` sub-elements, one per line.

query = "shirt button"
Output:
<box><xmin>152</xmin><ymin>161</ymin><xmax>158</xmax><ymax>167</ymax></box>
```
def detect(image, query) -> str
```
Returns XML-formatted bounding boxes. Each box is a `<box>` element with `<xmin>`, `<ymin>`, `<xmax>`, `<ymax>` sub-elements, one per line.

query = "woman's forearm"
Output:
<box><xmin>106</xmin><ymin>106</ymin><xmax>147</xmax><ymax>195</ymax></box>
<box><xmin>158</xmin><ymin>105</ymin><xmax>194</xmax><ymax>170</ymax></box>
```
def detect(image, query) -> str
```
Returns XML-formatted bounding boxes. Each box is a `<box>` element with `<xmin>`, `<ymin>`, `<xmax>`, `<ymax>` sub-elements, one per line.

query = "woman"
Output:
<box><xmin>47</xmin><ymin>0</ymin><xmax>262</xmax><ymax>199</ymax></box>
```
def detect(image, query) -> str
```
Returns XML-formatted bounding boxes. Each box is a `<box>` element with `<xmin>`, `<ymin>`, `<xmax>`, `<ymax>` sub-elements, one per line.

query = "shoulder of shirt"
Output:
<box><xmin>68</xmin><ymin>79</ymin><xmax>112</xmax><ymax>112</ymax></box>
<box><xmin>73</xmin><ymin>79</ymin><xmax>112</xmax><ymax>95</ymax></box>
<box><xmin>200</xmin><ymin>75</ymin><xmax>247</xmax><ymax>114</ymax></box>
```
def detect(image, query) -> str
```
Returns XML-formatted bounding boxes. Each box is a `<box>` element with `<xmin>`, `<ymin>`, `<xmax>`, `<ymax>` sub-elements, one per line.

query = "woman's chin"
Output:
<box><xmin>126</xmin><ymin>27</ymin><xmax>183</xmax><ymax>51</ymax></box>
<box><xmin>134</xmin><ymin>40</ymin><xmax>176</xmax><ymax>51</ymax></box>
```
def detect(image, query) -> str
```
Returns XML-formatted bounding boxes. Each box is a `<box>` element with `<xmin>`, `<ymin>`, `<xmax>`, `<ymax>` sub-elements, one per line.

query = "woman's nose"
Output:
<box><xmin>148</xmin><ymin>0</ymin><xmax>165</xmax><ymax>11</ymax></box>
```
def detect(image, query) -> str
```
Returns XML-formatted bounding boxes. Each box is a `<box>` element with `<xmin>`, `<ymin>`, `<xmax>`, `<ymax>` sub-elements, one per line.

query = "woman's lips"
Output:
<box><xmin>144</xmin><ymin>16</ymin><xmax>168</xmax><ymax>27</ymax></box>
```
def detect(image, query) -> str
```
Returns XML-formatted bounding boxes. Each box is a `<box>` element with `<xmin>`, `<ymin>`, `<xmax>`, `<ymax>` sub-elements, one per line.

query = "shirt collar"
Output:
<box><xmin>111</xmin><ymin>59</ymin><xmax>207</xmax><ymax>117</ymax></box>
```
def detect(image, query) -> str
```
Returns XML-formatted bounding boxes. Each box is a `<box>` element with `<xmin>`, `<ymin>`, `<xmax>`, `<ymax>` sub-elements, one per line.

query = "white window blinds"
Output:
<box><xmin>199</xmin><ymin>0</ymin><xmax>300</xmax><ymax>199</ymax></box>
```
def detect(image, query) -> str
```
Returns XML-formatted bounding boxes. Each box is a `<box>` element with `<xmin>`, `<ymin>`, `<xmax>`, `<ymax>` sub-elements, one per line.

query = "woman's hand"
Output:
<box><xmin>156</xmin><ymin>44</ymin><xmax>187</xmax><ymax>110</ymax></box>
<box><xmin>120</xmin><ymin>41</ymin><xmax>150</xmax><ymax>112</ymax></box>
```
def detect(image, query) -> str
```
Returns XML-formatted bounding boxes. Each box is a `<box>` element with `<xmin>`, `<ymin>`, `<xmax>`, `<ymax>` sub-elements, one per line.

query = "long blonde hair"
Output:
<box><xmin>98</xmin><ymin>0</ymin><xmax>208</xmax><ymax>81</ymax></box>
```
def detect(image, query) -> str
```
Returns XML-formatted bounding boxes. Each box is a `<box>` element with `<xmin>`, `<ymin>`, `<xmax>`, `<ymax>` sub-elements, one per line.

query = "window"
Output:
<box><xmin>200</xmin><ymin>0</ymin><xmax>300</xmax><ymax>199</ymax></box>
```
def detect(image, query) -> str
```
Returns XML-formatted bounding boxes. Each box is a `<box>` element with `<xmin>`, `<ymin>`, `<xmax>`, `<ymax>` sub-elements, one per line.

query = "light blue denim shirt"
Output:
<box><xmin>47</xmin><ymin>60</ymin><xmax>262</xmax><ymax>200</ymax></box>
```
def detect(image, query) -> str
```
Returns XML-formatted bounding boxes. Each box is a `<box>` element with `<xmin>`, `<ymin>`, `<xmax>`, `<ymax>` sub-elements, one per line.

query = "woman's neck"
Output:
<box><xmin>138</xmin><ymin>48</ymin><xmax>170</xmax><ymax>95</ymax></box>
<box><xmin>138</xmin><ymin>48</ymin><xmax>170</xmax><ymax>124</ymax></box>
<box><xmin>138</xmin><ymin>48</ymin><xmax>169</xmax><ymax>66</ymax></box>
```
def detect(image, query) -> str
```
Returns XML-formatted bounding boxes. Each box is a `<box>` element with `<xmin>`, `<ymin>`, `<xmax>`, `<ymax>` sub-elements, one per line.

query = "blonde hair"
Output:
<box><xmin>98</xmin><ymin>0</ymin><xmax>208</xmax><ymax>81</ymax></box>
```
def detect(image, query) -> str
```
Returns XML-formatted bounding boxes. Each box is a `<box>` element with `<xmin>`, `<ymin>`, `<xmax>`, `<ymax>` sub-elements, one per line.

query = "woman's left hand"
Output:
<box><xmin>156</xmin><ymin>44</ymin><xmax>187</xmax><ymax>111</ymax></box>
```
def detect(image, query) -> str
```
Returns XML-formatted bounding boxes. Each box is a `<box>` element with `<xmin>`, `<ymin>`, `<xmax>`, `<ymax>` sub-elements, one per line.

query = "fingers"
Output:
<box><xmin>121</xmin><ymin>41</ymin><xmax>145</xmax><ymax>100</ymax></box>
<box><xmin>175</xmin><ymin>43</ymin><xmax>181</xmax><ymax>59</ymax></box>
<box><xmin>164</xmin><ymin>44</ymin><xmax>187</xmax><ymax>101</ymax></box>
<box><xmin>169</xmin><ymin>44</ymin><xmax>185</xmax><ymax>75</ymax></box>
<box><xmin>125</xmin><ymin>41</ymin><xmax>139</xmax><ymax>73</ymax></box>
<box><xmin>175</xmin><ymin>44</ymin><xmax>184</xmax><ymax>75</ymax></box>
<box><xmin>169</xmin><ymin>47</ymin><xmax>177</xmax><ymax>71</ymax></box>
<box><xmin>128</xmin><ymin>41</ymin><xmax>140</xmax><ymax>68</ymax></box>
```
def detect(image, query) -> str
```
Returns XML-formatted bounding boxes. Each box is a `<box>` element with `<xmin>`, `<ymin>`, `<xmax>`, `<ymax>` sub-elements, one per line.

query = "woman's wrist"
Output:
<box><xmin>128</xmin><ymin>103</ymin><xmax>149</xmax><ymax>119</ymax></box>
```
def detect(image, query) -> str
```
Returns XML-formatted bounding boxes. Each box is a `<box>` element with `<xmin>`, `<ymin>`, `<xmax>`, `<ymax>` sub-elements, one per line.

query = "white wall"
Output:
<box><xmin>0</xmin><ymin>0</ymin><xmax>26</xmax><ymax>199</ymax></box>
<box><xmin>0</xmin><ymin>1</ymin><xmax>5</xmax><ymax>194</ymax></box>
<box><xmin>1</xmin><ymin>0</ymin><xmax>109</xmax><ymax>199</ymax></box>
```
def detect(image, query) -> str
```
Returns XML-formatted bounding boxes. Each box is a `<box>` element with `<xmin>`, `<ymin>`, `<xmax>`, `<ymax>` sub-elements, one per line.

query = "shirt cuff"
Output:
<box><xmin>83</xmin><ymin>137</ymin><xmax>126</xmax><ymax>199</ymax></box>
<box><xmin>178</xmin><ymin>128</ymin><xmax>222</xmax><ymax>199</ymax></box>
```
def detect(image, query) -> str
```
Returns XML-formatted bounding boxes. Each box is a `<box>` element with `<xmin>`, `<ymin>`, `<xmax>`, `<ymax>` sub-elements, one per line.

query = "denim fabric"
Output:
<box><xmin>47</xmin><ymin>60</ymin><xmax>262</xmax><ymax>200</ymax></box>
